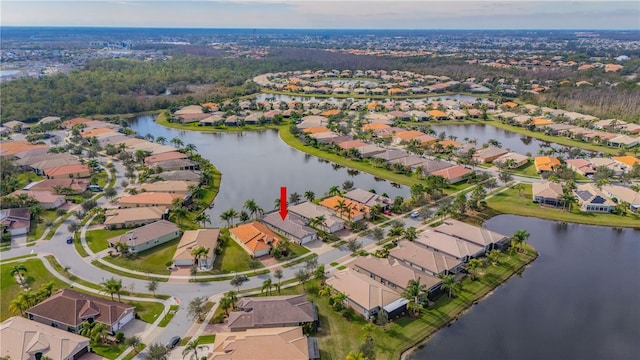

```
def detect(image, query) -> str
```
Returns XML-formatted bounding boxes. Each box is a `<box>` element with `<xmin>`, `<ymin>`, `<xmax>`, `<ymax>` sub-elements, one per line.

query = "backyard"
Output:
<box><xmin>207</xmin><ymin>233</ymin><xmax>257</xmax><ymax>274</ymax></box>
<box><xmin>487</xmin><ymin>185</ymin><xmax>640</xmax><ymax>228</ymax></box>
<box><xmin>86</xmin><ymin>228</ymin><xmax>130</xmax><ymax>253</ymax></box>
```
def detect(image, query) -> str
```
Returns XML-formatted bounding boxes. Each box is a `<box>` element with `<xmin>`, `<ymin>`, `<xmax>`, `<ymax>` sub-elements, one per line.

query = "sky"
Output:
<box><xmin>1</xmin><ymin>1</ymin><xmax>639</xmax><ymax>30</ymax></box>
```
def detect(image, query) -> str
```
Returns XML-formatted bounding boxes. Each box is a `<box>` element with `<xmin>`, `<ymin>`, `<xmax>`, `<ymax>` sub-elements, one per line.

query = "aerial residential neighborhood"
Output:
<box><xmin>1</xmin><ymin>5</ymin><xmax>639</xmax><ymax>360</ymax></box>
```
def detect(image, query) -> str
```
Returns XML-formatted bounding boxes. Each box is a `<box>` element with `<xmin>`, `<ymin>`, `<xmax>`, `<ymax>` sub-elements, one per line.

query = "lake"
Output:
<box><xmin>407</xmin><ymin>215</ymin><xmax>640</xmax><ymax>360</ymax></box>
<box><xmin>0</xmin><ymin>69</ymin><xmax>20</xmax><ymax>77</ymax></box>
<box><xmin>430</xmin><ymin>123</ymin><xmax>566</xmax><ymax>155</ymax></box>
<box><xmin>129</xmin><ymin>115</ymin><xmax>409</xmax><ymax>227</ymax></box>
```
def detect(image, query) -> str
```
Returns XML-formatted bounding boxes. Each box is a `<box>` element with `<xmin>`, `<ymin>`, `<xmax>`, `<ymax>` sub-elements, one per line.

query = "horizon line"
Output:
<box><xmin>2</xmin><ymin>25</ymin><xmax>638</xmax><ymax>31</ymax></box>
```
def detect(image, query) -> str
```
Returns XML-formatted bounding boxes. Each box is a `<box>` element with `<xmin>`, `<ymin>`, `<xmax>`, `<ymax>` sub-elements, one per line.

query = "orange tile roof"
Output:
<box><xmin>362</xmin><ymin>123</ymin><xmax>390</xmax><ymax>130</ymax></box>
<box><xmin>320</xmin><ymin>109</ymin><xmax>341</xmax><ymax>117</ymax></box>
<box><xmin>286</xmin><ymin>84</ymin><xmax>301</xmax><ymax>91</ymax></box>
<box><xmin>118</xmin><ymin>192</ymin><xmax>185</xmax><ymax>206</ymax></box>
<box><xmin>613</xmin><ymin>156</ymin><xmax>640</xmax><ymax>167</ymax></box>
<box><xmin>0</xmin><ymin>141</ymin><xmax>48</xmax><ymax>157</ymax></box>
<box><xmin>319</xmin><ymin>196</ymin><xmax>369</xmax><ymax>220</ymax></box>
<box><xmin>534</xmin><ymin>156</ymin><xmax>561</xmax><ymax>172</ymax></box>
<box><xmin>303</xmin><ymin>127</ymin><xmax>331</xmax><ymax>134</ymax></box>
<box><xmin>531</xmin><ymin>118</ymin><xmax>554</xmax><ymax>126</ymax></box>
<box><xmin>81</xmin><ymin>127</ymin><xmax>118</xmax><ymax>138</ymax></box>
<box><xmin>502</xmin><ymin>102</ymin><xmax>518</xmax><ymax>108</ymax></box>
<box><xmin>367</xmin><ymin>102</ymin><xmax>377</xmax><ymax>110</ymax></box>
<box><xmin>44</xmin><ymin>164</ymin><xmax>90</xmax><ymax>177</ymax></box>
<box><xmin>62</xmin><ymin>117</ymin><xmax>91</xmax><ymax>127</ymax></box>
<box><xmin>435</xmin><ymin>139</ymin><xmax>462</xmax><ymax>148</ymax></box>
<box><xmin>431</xmin><ymin>165</ymin><xmax>473</xmax><ymax>180</ymax></box>
<box><xmin>201</xmin><ymin>102</ymin><xmax>219</xmax><ymax>110</ymax></box>
<box><xmin>394</xmin><ymin>130</ymin><xmax>425</xmax><ymax>141</ymax></box>
<box><xmin>229</xmin><ymin>222</ymin><xmax>279</xmax><ymax>255</ymax></box>
<box><xmin>428</xmin><ymin>110</ymin><xmax>449</xmax><ymax>118</ymax></box>
<box><xmin>389</xmin><ymin>88</ymin><xmax>404</xmax><ymax>93</ymax></box>
<box><xmin>339</xmin><ymin>139</ymin><xmax>368</xmax><ymax>149</ymax></box>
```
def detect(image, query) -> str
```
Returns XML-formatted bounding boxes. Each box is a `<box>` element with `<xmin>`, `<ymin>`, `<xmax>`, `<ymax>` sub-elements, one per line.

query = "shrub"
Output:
<box><xmin>115</xmin><ymin>332</ymin><xmax>125</xmax><ymax>343</ymax></box>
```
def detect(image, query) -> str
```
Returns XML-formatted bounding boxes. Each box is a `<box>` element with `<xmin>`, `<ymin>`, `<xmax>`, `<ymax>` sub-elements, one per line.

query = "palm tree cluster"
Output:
<box><xmin>9</xmin><ymin>281</ymin><xmax>56</xmax><ymax>316</ymax></box>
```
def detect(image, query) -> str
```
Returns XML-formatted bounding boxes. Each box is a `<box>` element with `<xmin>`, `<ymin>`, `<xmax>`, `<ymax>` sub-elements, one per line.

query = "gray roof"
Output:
<box><xmin>389</xmin><ymin>241</ymin><xmax>462</xmax><ymax>276</ymax></box>
<box><xmin>261</xmin><ymin>211</ymin><xmax>317</xmax><ymax>241</ymax></box>
<box><xmin>351</xmin><ymin>256</ymin><xmax>441</xmax><ymax>291</ymax></box>
<box><xmin>372</xmin><ymin>149</ymin><xmax>409</xmax><ymax>161</ymax></box>
<box><xmin>156</xmin><ymin>170</ymin><xmax>201</xmax><ymax>182</ymax></box>
<box><xmin>227</xmin><ymin>295</ymin><xmax>317</xmax><ymax>330</ymax></box>
<box><xmin>419</xmin><ymin>159</ymin><xmax>455</xmax><ymax>174</ymax></box>
<box><xmin>434</xmin><ymin>219</ymin><xmax>507</xmax><ymax>248</ymax></box>
<box><xmin>108</xmin><ymin>220</ymin><xmax>180</xmax><ymax>247</ymax></box>
<box><xmin>343</xmin><ymin>188</ymin><xmax>391</xmax><ymax>208</ymax></box>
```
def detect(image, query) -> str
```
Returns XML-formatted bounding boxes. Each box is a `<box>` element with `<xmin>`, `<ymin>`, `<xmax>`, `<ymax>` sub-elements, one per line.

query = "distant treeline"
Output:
<box><xmin>1</xmin><ymin>47</ymin><xmax>638</xmax><ymax>122</ymax></box>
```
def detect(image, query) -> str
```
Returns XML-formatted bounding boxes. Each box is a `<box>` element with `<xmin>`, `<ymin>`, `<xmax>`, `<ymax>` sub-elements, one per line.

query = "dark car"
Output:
<box><xmin>66</xmin><ymin>236</ymin><xmax>73</xmax><ymax>244</ymax></box>
<box><xmin>166</xmin><ymin>336</ymin><xmax>181</xmax><ymax>349</ymax></box>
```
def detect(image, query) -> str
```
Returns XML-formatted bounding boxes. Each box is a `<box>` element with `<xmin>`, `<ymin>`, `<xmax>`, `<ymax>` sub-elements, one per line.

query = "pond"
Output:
<box><xmin>407</xmin><ymin>215</ymin><xmax>640</xmax><ymax>360</ymax></box>
<box><xmin>429</xmin><ymin>123</ymin><xmax>567</xmax><ymax>155</ymax></box>
<box><xmin>129</xmin><ymin>115</ymin><xmax>410</xmax><ymax>227</ymax></box>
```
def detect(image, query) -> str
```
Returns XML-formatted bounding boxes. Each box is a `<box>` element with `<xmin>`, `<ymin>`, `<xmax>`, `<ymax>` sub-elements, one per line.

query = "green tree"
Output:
<box><xmin>511</xmin><ymin>229</ymin><xmax>530</xmax><ymax>252</ymax></box>
<box><xmin>273</xmin><ymin>268</ymin><xmax>283</xmax><ymax>294</ymax></box>
<box><xmin>145</xmin><ymin>343</ymin><xmax>169</xmax><ymax>360</ymax></box>
<box><xmin>146</xmin><ymin>278</ymin><xmax>159</xmax><ymax>296</ymax></box>
<box><xmin>220</xmin><ymin>208</ymin><xmax>239</xmax><ymax>228</ymax></box>
<box><xmin>196</xmin><ymin>212</ymin><xmax>211</xmax><ymax>227</ymax></box>
<box><xmin>10</xmin><ymin>264</ymin><xmax>28</xmax><ymax>285</ymax></box>
<box><xmin>125</xmin><ymin>335</ymin><xmax>143</xmax><ymax>354</ymax></box>
<box><xmin>304</xmin><ymin>190</ymin><xmax>315</xmax><ymax>202</ymax></box>
<box><xmin>101</xmin><ymin>277</ymin><xmax>123</xmax><ymax>301</ymax></box>
<box><xmin>230</xmin><ymin>274</ymin><xmax>245</xmax><ymax>292</ymax></box>
<box><xmin>182</xmin><ymin>339</ymin><xmax>200</xmax><ymax>360</ymax></box>
<box><xmin>295</xmin><ymin>268</ymin><xmax>311</xmax><ymax>290</ymax></box>
<box><xmin>402</xmin><ymin>278</ymin><xmax>427</xmax><ymax>316</ymax></box>
<box><xmin>403</xmin><ymin>227</ymin><xmax>418</xmax><ymax>241</ymax></box>
<box><xmin>439</xmin><ymin>274</ymin><xmax>461</xmax><ymax>298</ymax></box>
<box><xmin>466</xmin><ymin>258</ymin><xmax>484</xmax><ymax>280</ymax></box>
<box><xmin>262</xmin><ymin>277</ymin><xmax>273</xmax><ymax>295</ymax></box>
<box><xmin>346</xmin><ymin>351</ymin><xmax>367</xmax><ymax>360</ymax></box>
<box><xmin>347</xmin><ymin>239</ymin><xmax>362</xmax><ymax>255</ymax></box>
<box><xmin>187</xmin><ymin>296</ymin><xmax>207</xmax><ymax>322</ymax></box>
<box><xmin>371</xmin><ymin>227</ymin><xmax>385</xmax><ymax>242</ymax></box>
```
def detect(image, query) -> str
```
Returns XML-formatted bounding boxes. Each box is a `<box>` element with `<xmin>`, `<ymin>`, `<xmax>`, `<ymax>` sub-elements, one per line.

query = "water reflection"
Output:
<box><xmin>128</xmin><ymin>115</ymin><xmax>409</xmax><ymax>227</ymax></box>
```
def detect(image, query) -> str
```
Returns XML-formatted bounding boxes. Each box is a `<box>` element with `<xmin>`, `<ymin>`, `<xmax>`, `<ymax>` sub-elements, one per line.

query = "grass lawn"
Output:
<box><xmin>92</xmin><ymin>343</ymin><xmax>127</xmax><ymax>360</ymax></box>
<box><xmin>509</xmin><ymin>161</ymin><xmax>539</xmax><ymax>178</ymax></box>
<box><xmin>303</xmin><ymin>247</ymin><xmax>537</xmax><ymax>360</ymax></box>
<box><xmin>208</xmin><ymin>234</ymin><xmax>255</xmax><ymax>274</ymax></box>
<box><xmin>197</xmin><ymin>334</ymin><xmax>216</xmax><ymax>344</ymax></box>
<box><xmin>285</xmin><ymin>241</ymin><xmax>311</xmax><ymax>258</ymax></box>
<box><xmin>15</xmin><ymin>172</ymin><xmax>44</xmax><ymax>189</ymax></box>
<box><xmin>487</xmin><ymin>185</ymin><xmax>640</xmax><ymax>228</ymax></box>
<box><xmin>158</xmin><ymin>305</ymin><xmax>179</xmax><ymax>327</ymax></box>
<box><xmin>73</xmin><ymin>232</ymin><xmax>90</xmax><ymax>257</ymax></box>
<box><xmin>0</xmin><ymin>258</ymin><xmax>69</xmax><ymax>321</ymax></box>
<box><xmin>30</xmin><ymin>209</ymin><xmax>59</xmax><ymax>240</ymax></box>
<box><xmin>103</xmin><ymin>237</ymin><xmax>180</xmax><ymax>275</ymax></box>
<box><xmin>94</xmin><ymin>171</ymin><xmax>109</xmax><ymax>188</ymax></box>
<box><xmin>91</xmin><ymin>260</ymin><xmax>168</xmax><ymax>281</ymax></box>
<box><xmin>86</xmin><ymin>228</ymin><xmax>129</xmax><ymax>253</ymax></box>
<box><xmin>130</xmin><ymin>300</ymin><xmax>165</xmax><ymax>324</ymax></box>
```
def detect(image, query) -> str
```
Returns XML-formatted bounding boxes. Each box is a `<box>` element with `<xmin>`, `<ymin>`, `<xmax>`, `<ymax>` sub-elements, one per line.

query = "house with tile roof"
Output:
<box><xmin>430</xmin><ymin>165</ymin><xmax>473</xmax><ymax>184</ymax></box>
<box><xmin>135</xmin><ymin>180</ymin><xmax>198</xmax><ymax>195</ymax></box>
<box><xmin>227</xmin><ymin>295</ymin><xmax>318</xmax><ymax>332</ymax></box>
<box><xmin>261</xmin><ymin>211</ymin><xmax>317</xmax><ymax>245</ymax></box>
<box><xmin>612</xmin><ymin>156</ymin><xmax>640</xmax><ymax>171</ymax></box>
<box><xmin>532</xmin><ymin>182</ymin><xmax>564</xmax><ymax>207</ymax></box>
<box><xmin>389</xmin><ymin>241</ymin><xmax>463</xmax><ymax>276</ymax></box>
<box><xmin>601</xmin><ymin>185</ymin><xmax>640</xmax><ymax>213</ymax></box>
<box><xmin>210</xmin><ymin>327</ymin><xmax>319</xmax><ymax>360</ymax></box>
<box><xmin>493</xmin><ymin>152</ymin><xmax>529</xmax><ymax>169</ymax></box>
<box><xmin>229</xmin><ymin>221</ymin><xmax>280</xmax><ymax>258</ymax></box>
<box><xmin>414</xmin><ymin>230</ymin><xmax>485</xmax><ymax>262</ymax></box>
<box><xmin>172</xmin><ymin>229</ymin><xmax>220</xmax><ymax>269</ymax></box>
<box><xmin>0</xmin><ymin>208</ymin><xmax>31</xmax><ymax>236</ymax></box>
<box><xmin>118</xmin><ymin>192</ymin><xmax>185</xmax><ymax>208</ymax></box>
<box><xmin>565</xmin><ymin>159</ymin><xmax>596</xmax><ymax>177</ymax></box>
<box><xmin>288</xmin><ymin>202</ymin><xmax>345</xmax><ymax>234</ymax></box>
<box><xmin>104</xmin><ymin>206</ymin><xmax>167</xmax><ymax>229</ymax></box>
<box><xmin>1</xmin><ymin>316</ymin><xmax>91</xmax><ymax>360</ymax></box>
<box><xmin>350</xmin><ymin>256</ymin><xmax>441</xmax><ymax>294</ymax></box>
<box><xmin>534</xmin><ymin>156</ymin><xmax>561</xmax><ymax>174</ymax></box>
<box><xmin>10</xmin><ymin>190</ymin><xmax>66</xmax><ymax>209</ymax></box>
<box><xmin>319</xmin><ymin>196</ymin><xmax>370</xmax><ymax>222</ymax></box>
<box><xmin>44</xmin><ymin>164</ymin><xmax>91</xmax><ymax>179</ymax></box>
<box><xmin>434</xmin><ymin>219</ymin><xmax>509</xmax><ymax>251</ymax></box>
<box><xmin>25</xmin><ymin>289</ymin><xmax>135</xmax><ymax>334</ymax></box>
<box><xmin>326</xmin><ymin>269</ymin><xmax>404</xmax><ymax>320</ymax></box>
<box><xmin>107</xmin><ymin>220</ymin><xmax>181</xmax><ymax>254</ymax></box>
<box><xmin>574</xmin><ymin>184</ymin><xmax>616</xmax><ymax>213</ymax></box>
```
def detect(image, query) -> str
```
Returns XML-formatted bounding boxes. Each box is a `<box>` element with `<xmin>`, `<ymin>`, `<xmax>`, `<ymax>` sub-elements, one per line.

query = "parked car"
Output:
<box><xmin>410</xmin><ymin>211</ymin><xmax>420</xmax><ymax>218</ymax></box>
<box><xmin>87</xmin><ymin>185</ymin><xmax>103</xmax><ymax>192</ymax></box>
<box><xmin>66</xmin><ymin>236</ymin><xmax>73</xmax><ymax>244</ymax></box>
<box><xmin>166</xmin><ymin>336</ymin><xmax>181</xmax><ymax>349</ymax></box>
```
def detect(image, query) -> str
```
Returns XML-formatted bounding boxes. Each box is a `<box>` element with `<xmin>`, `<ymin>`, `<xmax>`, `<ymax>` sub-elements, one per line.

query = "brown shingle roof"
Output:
<box><xmin>227</xmin><ymin>295</ymin><xmax>317</xmax><ymax>331</ymax></box>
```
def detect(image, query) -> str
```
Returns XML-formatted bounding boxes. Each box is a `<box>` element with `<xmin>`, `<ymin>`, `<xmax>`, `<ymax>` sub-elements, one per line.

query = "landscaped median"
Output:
<box><xmin>486</xmin><ymin>184</ymin><xmax>640</xmax><ymax>228</ymax></box>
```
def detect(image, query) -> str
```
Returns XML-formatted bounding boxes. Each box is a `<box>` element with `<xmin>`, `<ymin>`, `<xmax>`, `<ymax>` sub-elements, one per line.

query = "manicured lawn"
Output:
<box><xmin>0</xmin><ymin>258</ymin><xmax>69</xmax><ymax>321</ymax></box>
<box><xmin>91</xmin><ymin>260</ymin><xmax>167</xmax><ymax>281</ymax></box>
<box><xmin>130</xmin><ymin>300</ymin><xmax>165</xmax><ymax>324</ymax></box>
<box><xmin>30</xmin><ymin>209</ymin><xmax>59</xmax><ymax>240</ymax></box>
<box><xmin>103</xmin><ymin>237</ymin><xmax>181</xmax><ymax>275</ymax></box>
<box><xmin>94</xmin><ymin>171</ymin><xmax>109</xmax><ymax>188</ymax></box>
<box><xmin>509</xmin><ymin>161</ymin><xmax>539</xmax><ymax>178</ymax></box>
<box><xmin>487</xmin><ymin>185</ymin><xmax>640</xmax><ymax>228</ymax></box>
<box><xmin>208</xmin><ymin>234</ymin><xmax>255</xmax><ymax>274</ymax></box>
<box><xmin>158</xmin><ymin>305</ymin><xmax>180</xmax><ymax>327</ymax></box>
<box><xmin>86</xmin><ymin>228</ymin><xmax>129</xmax><ymax>253</ymax></box>
<box><xmin>92</xmin><ymin>343</ymin><xmax>127</xmax><ymax>360</ymax></box>
<box><xmin>285</xmin><ymin>241</ymin><xmax>310</xmax><ymax>258</ymax></box>
<box><xmin>73</xmin><ymin>232</ymin><xmax>90</xmax><ymax>257</ymax></box>
<box><xmin>15</xmin><ymin>172</ymin><xmax>43</xmax><ymax>189</ymax></box>
<box><xmin>197</xmin><ymin>334</ymin><xmax>216</xmax><ymax>344</ymax></box>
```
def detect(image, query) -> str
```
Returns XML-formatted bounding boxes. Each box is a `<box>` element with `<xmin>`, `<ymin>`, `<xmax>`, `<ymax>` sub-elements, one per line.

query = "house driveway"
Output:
<box><xmin>119</xmin><ymin>319</ymin><xmax>149</xmax><ymax>338</ymax></box>
<box><xmin>80</xmin><ymin>352</ymin><xmax>107</xmax><ymax>360</ymax></box>
<box><xmin>304</xmin><ymin>239</ymin><xmax>334</xmax><ymax>255</ymax></box>
<box><xmin>257</xmin><ymin>254</ymin><xmax>278</xmax><ymax>267</ymax></box>
<box><xmin>168</xmin><ymin>266</ymin><xmax>192</xmax><ymax>283</ymax></box>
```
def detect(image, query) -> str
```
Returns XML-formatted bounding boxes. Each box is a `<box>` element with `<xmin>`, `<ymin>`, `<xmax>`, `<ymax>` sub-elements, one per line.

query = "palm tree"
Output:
<box><xmin>328</xmin><ymin>185</ymin><xmax>341</xmax><ymax>196</ymax></box>
<box><xmin>182</xmin><ymin>339</ymin><xmax>200</xmax><ymax>360</ymax></box>
<box><xmin>318</xmin><ymin>284</ymin><xmax>333</xmax><ymax>297</ymax></box>
<box><xmin>125</xmin><ymin>335</ymin><xmax>142</xmax><ymax>354</ymax></box>
<box><xmin>487</xmin><ymin>249</ymin><xmax>501</xmax><ymax>266</ymax></box>
<box><xmin>220</xmin><ymin>208</ymin><xmax>239</xmax><ymax>228</ymax></box>
<box><xmin>511</xmin><ymin>229</ymin><xmax>530</xmax><ymax>252</ymax></box>
<box><xmin>170</xmin><ymin>137</ymin><xmax>184</xmax><ymax>149</ymax></box>
<box><xmin>289</xmin><ymin>192</ymin><xmax>301</xmax><ymax>205</ymax></box>
<box><xmin>402</xmin><ymin>278</ymin><xmax>427</xmax><ymax>316</ymax></box>
<box><xmin>466</xmin><ymin>258</ymin><xmax>484</xmax><ymax>280</ymax></box>
<box><xmin>346</xmin><ymin>351</ymin><xmax>367</xmax><ymax>360</ymax></box>
<box><xmin>101</xmin><ymin>277</ymin><xmax>123</xmax><ymax>301</ymax></box>
<box><xmin>219</xmin><ymin>295</ymin><xmax>232</xmax><ymax>316</ymax></box>
<box><xmin>304</xmin><ymin>190</ymin><xmax>315</xmax><ymax>202</ymax></box>
<box><xmin>403</xmin><ymin>227</ymin><xmax>418</xmax><ymax>241</ymax></box>
<box><xmin>262</xmin><ymin>277</ymin><xmax>273</xmax><ymax>295</ymax></box>
<box><xmin>273</xmin><ymin>268</ymin><xmax>283</xmax><ymax>294</ymax></box>
<box><xmin>9</xmin><ymin>294</ymin><xmax>29</xmax><ymax>316</ymax></box>
<box><xmin>184</xmin><ymin>143</ymin><xmax>197</xmax><ymax>154</ymax></box>
<box><xmin>559</xmin><ymin>191</ymin><xmax>578</xmax><ymax>212</ymax></box>
<box><xmin>171</xmin><ymin>206</ymin><xmax>188</xmax><ymax>225</ymax></box>
<box><xmin>196</xmin><ymin>212</ymin><xmax>211</xmax><ymax>227</ymax></box>
<box><xmin>334</xmin><ymin>199</ymin><xmax>348</xmax><ymax>218</ymax></box>
<box><xmin>90</xmin><ymin>322</ymin><xmax>108</xmax><ymax>343</ymax></box>
<box><xmin>10</xmin><ymin>264</ymin><xmax>28</xmax><ymax>285</ymax></box>
<box><xmin>155</xmin><ymin>136</ymin><xmax>167</xmax><ymax>145</ymax></box>
<box><xmin>243</xmin><ymin>199</ymin><xmax>259</xmax><ymax>219</ymax></box>
<box><xmin>439</xmin><ymin>274</ymin><xmax>459</xmax><ymax>298</ymax></box>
